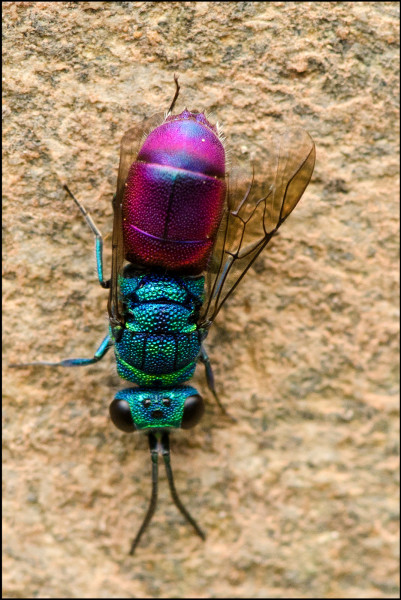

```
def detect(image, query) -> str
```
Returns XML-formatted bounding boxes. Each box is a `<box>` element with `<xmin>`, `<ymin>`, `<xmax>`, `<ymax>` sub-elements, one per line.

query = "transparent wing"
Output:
<box><xmin>108</xmin><ymin>113</ymin><xmax>165</xmax><ymax>326</ymax></box>
<box><xmin>199</xmin><ymin>127</ymin><xmax>316</xmax><ymax>327</ymax></box>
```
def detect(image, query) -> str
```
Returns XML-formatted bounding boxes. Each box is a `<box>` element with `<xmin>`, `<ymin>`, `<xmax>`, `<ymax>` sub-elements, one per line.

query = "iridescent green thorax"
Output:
<box><xmin>111</xmin><ymin>272</ymin><xmax>205</xmax><ymax>387</ymax></box>
<box><xmin>114</xmin><ymin>386</ymin><xmax>199</xmax><ymax>430</ymax></box>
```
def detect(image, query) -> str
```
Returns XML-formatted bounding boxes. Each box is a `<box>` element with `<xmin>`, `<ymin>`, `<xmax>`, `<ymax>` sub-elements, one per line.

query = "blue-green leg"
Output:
<box><xmin>10</xmin><ymin>334</ymin><xmax>112</xmax><ymax>368</ymax></box>
<box><xmin>63</xmin><ymin>184</ymin><xmax>110</xmax><ymax>289</ymax></box>
<box><xmin>199</xmin><ymin>344</ymin><xmax>234</xmax><ymax>418</ymax></box>
<box><xmin>10</xmin><ymin>188</ymin><xmax>113</xmax><ymax>370</ymax></box>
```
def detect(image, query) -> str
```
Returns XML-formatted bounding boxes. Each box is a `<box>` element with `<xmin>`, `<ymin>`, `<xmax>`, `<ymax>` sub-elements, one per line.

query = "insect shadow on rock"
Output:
<box><xmin>11</xmin><ymin>76</ymin><xmax>315</xmax><ymax>554</ymax></box>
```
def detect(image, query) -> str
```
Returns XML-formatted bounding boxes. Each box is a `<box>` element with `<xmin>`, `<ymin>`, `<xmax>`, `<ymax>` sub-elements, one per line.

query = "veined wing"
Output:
<box><xmin>199</xmin><ymin>127</ymin><xmax>316</xmax><ymax>328</ymax></box>
<box><xmin>108</xmin><ymin>113</ymin><xmax>165</xmax><ymax>326</ymax></box>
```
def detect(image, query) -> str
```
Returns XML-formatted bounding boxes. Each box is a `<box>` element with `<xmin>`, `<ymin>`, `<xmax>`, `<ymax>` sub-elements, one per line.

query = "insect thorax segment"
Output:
<box><xmin>111</xmin><ymin>271</ymin><xmax>205</xmax><ymax>387</ymax></box>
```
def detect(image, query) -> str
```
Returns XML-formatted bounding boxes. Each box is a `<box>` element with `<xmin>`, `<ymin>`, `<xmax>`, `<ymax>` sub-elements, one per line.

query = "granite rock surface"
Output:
<box><xmin>3</xmin><ymin>2</ymin><xmax>399</xmax><ymax>598</ymax></box>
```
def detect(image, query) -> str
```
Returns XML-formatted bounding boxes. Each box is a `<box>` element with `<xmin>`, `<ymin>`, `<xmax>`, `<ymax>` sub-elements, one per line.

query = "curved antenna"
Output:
<box><xmin>160</xmin><ymin>432</ymin><xmax>206</xmax><ymax>542</ymax></box>
<box><xmin>129</xmin><ymin>433</ymin><xmax>159</xmax><ymax>555</ymax></box>
<box><xmin>129</xmin><ymin>431</ymin><xmax>205</xmax><ymax>555</ymax></box>
<box><xmin>167</xmin><ymin>74</ymin><xmax>180</xmax><ymax>116</ymax></box>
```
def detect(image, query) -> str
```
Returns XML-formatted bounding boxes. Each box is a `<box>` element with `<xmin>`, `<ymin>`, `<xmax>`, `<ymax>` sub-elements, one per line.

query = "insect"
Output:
<box><xmin>11</xmin><ymin>78</ymin><xmax>315</xmax><ymax>554</ymax></box>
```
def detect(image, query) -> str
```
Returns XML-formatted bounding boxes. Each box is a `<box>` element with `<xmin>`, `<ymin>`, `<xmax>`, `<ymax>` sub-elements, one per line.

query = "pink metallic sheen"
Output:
<box><xmin>122</xmin><ymin>111</ymin><xmax>226</xmax><ymax>273</ymax></box>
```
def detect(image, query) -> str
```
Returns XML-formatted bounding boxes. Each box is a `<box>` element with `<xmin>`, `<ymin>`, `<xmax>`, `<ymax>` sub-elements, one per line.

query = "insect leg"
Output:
<box><xmin>199</xmin><ymin>344</ymin><xmax>235</xmax><ymax>419</ymax></box>
<box><xmin>167</xmin><ymin>74</ymin><xmax>180</xmax><ymax>116</ymax></box>
<box><xmin>63</xmin><ymin>184</ymin><xmax>110</xmax><ymax>289</ymax></box>
<box><xmin>10</xmin><ymin>334</ymin><xmax>112</xmax><ymax>368</ymax></box>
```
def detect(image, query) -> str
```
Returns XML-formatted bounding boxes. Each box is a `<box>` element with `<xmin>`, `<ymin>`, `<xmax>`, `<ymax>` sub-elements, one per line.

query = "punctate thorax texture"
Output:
<box><xmin>122</xmin><ymin>111</ymin><xmax>226</xmax><ymax>274</ymax></box>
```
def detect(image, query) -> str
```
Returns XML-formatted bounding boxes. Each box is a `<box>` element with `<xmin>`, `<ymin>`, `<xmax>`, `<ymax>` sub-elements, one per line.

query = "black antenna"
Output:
<box><xmin>129</xmin><ymin>431</ymin><xmax>205</xmax><ymax>555</ymax></box>
<box><xmin>167</xmin><ymin>74</ymin><xmax>180</xmax><ymax>115</ymax></box>
<box><xmin>160</xmin><ymin>431</ymin><xmax>205</xmax><ymax>541</ymax></box>
<box><xmin>129</xmin><ymin>433</ymin><xmax>159</xmax><ymax>555</ymax></box>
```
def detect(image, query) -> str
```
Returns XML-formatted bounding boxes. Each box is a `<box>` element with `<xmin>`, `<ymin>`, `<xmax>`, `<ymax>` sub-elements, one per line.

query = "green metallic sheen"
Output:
<box><xmin>114</xmin><ymin>386</ymin><xmax>199</xmax><ymax>430</ymax></box>
<box><xmin>111</xmin><ymin>272</ymin><xmax>205</xmax><ymax>388</ymax></box>
<box><xmin>115</xmin><ymin>356</ymin><xmax>196</xmax><ymax>386</ymax></box>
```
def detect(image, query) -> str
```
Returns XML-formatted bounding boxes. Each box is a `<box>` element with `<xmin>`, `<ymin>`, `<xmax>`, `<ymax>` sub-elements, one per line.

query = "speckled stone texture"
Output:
<box><xmin>3</xmin><ymin>2</ymin><xmax>399</xmax><ymax>598</ymax></box>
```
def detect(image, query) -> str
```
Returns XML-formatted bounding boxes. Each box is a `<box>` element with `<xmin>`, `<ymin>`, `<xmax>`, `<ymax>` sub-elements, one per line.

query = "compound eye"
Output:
<box><xmin>109</xmin><ymin>398</ymin><xmax>136</xmax><ymax>433</ymax></box>
<box><xmin>181</xmin><ymin>394</ymin><xmax>205</xmax><ymax>429</ymax></box>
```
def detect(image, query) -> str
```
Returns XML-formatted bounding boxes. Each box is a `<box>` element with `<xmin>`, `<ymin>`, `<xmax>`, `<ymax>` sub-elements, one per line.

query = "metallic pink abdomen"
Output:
<box><xmin>122</xmin><ymin>111</ymin><xmax>226</xmax><ymax>274</ymax></box>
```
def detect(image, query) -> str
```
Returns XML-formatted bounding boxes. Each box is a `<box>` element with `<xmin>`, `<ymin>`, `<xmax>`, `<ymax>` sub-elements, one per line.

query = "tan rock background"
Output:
<box><xmin>3</xmin><ymin>2</ymin><xmax>399</xmax><ymax>598</ymax></box>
